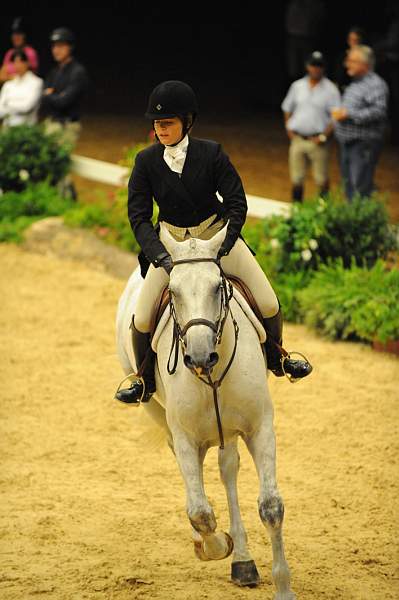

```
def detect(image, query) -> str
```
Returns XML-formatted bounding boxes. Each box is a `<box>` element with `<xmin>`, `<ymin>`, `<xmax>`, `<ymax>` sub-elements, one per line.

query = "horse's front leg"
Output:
<box><xmin>218</xmin><ymin>439</ymin><xmax>260</xmax><ymax>587</ymax></box>
<box><xmin>171</xmin><ymin>429</ymin><xmax>233</xmax><ymax>561</ymax></box>
<box><xmin>244</xmin><ymin>408</ymin><xmax>296</xmax><ymax>600</ymax></box>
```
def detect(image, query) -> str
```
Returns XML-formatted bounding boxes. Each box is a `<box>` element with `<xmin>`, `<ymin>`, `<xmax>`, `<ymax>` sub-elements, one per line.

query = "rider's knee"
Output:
<box><xmin>262</xmin><ymin>294</ymin><xmax>280</xmax><ymax>318</ymax></box>
<box><xmin>133</xmin><ymin>313</ymin><xmax>150</xmax><ymax>334</ymax></box>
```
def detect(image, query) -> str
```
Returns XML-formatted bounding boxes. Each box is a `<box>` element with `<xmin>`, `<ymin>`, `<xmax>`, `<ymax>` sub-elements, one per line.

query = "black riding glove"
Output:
<box><xmin>155</xmin><ymin>251</ymin><xmax>174</xmax><ymax>275</ymax></box>
<box><xmin>216</xmin><ymin>233</ymin><xmax>237</xmax><ymax>261</ymax></box>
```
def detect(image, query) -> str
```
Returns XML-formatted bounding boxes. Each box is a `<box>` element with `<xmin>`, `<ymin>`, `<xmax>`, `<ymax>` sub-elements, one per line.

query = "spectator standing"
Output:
<box><xmin>334</xmin><ymin>26</ymin><xmax>366</xmax><ymax>93</ymax></box>
<box><xmin>40</xmin><ymin>27</ymin><xmax>89</xmax><ymax>200</ymax></box>
<box><xmin>281</xmin><ymin>51</ymin><xmax>340</xmax><ymax>201</ymax></box>
<box><xmin>0</xmin><ymin>50</ymin><xmax>43</xmax><ymax>127</ymax></box>
<box><xmin>40</xmin><ymin>27</ymin><xmax>89</xmax><ymax>151</ymax></box>
<box><xmin>332</xmin><ymin>45</ymin><xmax>389</xmax><ymax>200</ymax></box>
<box><xmin>0</xmin><ymin>17</ymin><xmax>39</xmax><ymax>83</ymax></box>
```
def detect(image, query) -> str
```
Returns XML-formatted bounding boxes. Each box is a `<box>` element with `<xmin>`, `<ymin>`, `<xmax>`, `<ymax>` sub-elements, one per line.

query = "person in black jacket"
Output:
<box><xmin>115</xmin><ymin>81</ymin><xmax>312</xmax><ymax>404</ymax></box>
<box><xmin>41</xmin><ymin>27</ymin><xmax>88</xmax><ymax>145</ymax></box>
<box><xmin>40</xmin><ymin>27</ymin><xmax>88</xmax><ymax>199</ymax></box>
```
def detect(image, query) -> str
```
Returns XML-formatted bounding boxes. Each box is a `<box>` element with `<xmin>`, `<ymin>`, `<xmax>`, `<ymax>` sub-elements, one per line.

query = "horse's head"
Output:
<box><xmin>160</xmin><ymin>222</ymin><xmax>230</xmax><ymax>375</ymax></box>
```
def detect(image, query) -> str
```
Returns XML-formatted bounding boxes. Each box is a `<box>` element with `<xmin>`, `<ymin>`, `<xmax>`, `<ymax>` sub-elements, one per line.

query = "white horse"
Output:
<box><xmin>115</xmin><ymin>223</ymin><xmax>296</xmax><ymax>599</ymax></box>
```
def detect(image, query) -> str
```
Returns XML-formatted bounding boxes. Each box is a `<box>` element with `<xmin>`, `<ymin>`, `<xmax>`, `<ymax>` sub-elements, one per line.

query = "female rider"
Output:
<box><xmin>115</xmin><ymin>80</ymin><xmax>312</xmax><ymax>403</ymax></box>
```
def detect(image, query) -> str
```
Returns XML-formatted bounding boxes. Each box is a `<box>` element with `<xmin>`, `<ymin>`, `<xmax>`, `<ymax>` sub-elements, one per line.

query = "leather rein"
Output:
<box><xmin>166</xmin><ymin>257</ymin><xmax>239</xmax><ymax>450</ymax></box>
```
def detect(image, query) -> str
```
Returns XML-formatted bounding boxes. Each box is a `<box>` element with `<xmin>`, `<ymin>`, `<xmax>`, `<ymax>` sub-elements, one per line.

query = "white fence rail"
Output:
<box><xmin>71</xmin><ymin>154</ymin><xmax>291</xmax><ymax>219</ymax></box>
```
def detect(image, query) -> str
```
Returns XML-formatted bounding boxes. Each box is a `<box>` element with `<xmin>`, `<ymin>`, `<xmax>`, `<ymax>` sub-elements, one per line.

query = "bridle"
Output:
<box><xmin>166</xmin><ymin>257</ymin><xmax>239</xmax><ymax>450</ymax></box>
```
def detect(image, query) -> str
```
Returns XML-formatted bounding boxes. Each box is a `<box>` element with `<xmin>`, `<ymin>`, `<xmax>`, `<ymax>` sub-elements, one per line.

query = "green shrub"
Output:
<box><xmin>63</xmin><ymin>201</ymin><xmax>110</xmax><ymax>228</ymax></box>
<box><xmin>63</xmin><ymin>187</ymin><xmax>159</xmax><ymax>254</ymax></box>
<box><xmin>272</xmin><ymin>270</ymin><xmax>315</xmax><ymax>322</ymax></box>
<box><xmin>298</xmin><ymin>259</ymin><xmax>399</xmax><ymax>343</ymax></box>
<box><xmin>62</xmin><ymin>140</ymin><xmax>155</xmax><ymax>253</ymax></box>
<box><xmin>0</xmin><ymin>181</ymin><xmax>74</xmax><ymax>242</ymax></box>
<box><xmin>0</xmin><ymin>124</ymin><xmax>70</xmax><ymax>192</ymax></box>
<box><xmin>0</xmin><ymin>215</ymin><xmax>43</xmax><ymax>243</ymax></box>
<box><xmin>316</xmin><ymin>193</ymin><xmax>397</xmax><ymax>269</ymax></box>
<box><xmin>0</xmin><ymin>180</ymin><xmax>74</xmax><ymax>220</ymax></box>
<box><xmin>244</xmin><ymin>193</ymin><xmax>397</xmax><ymax>276</ymax></box>
<box><xmin>242</xmin><ymin>192</ymin><xmax>397</xmax><ymax>321</ymax></box>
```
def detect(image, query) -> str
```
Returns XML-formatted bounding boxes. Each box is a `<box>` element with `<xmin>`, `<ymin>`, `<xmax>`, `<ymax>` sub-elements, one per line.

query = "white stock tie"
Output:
<box><xmin>163</xmin><ymin>134</ymin><xmax>189</xmax><ymax>176</ymax></box>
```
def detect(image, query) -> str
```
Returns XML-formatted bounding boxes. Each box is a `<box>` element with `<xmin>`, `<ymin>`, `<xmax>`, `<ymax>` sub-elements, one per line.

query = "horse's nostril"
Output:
<box><xmin>207</xmin><ymin>352</ymin><xmax>219</xmax><ymax>368</ymax></box>
<box><xmin>184</xmin><ymin>354</ymin><xmax>194</xmax><ymax>368</ymax></box>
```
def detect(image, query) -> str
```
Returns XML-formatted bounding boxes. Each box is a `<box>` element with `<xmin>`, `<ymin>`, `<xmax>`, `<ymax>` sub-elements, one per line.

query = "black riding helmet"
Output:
<box><xmin>145</xmin><ymin>80</ymin><xmax>199</xmax><ymax>142</ymax></box>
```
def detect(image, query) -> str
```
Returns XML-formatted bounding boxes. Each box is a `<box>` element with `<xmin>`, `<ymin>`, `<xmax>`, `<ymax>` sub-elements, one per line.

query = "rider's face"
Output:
<box><xmin>154</xmin><ymin>117</ymin><xmax>183</xmax><ymax>145</ymax></box>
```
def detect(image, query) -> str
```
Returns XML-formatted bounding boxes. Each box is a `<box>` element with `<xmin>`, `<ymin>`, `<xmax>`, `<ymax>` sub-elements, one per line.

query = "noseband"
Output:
<box><xmin>166</xmin><ymin>256</ymin><xmax>240</xmax><ymax>450</ymax></box>
<box><xmin>167</xmin><ymin>258</ymin><xmax>232</xmax><ymax>365</ymax></box>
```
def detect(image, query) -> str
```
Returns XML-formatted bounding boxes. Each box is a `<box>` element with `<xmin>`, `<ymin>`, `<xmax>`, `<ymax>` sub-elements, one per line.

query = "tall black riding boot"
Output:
<box><xmin>262</xmin><ymin>301</ymin><xmax>312</xmax><ymax>379</ymax></box>
<box><xmin>114</xmin><ymin>317</ymin><xmax>156</xmax><ymax>404</ymax></box>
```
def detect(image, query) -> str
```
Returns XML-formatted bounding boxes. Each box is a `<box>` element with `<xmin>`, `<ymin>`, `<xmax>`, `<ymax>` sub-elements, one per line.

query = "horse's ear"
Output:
<box><xmin>159</xmin><ymin>222</ymin><xmax>179</xmax><ymax>255</ymax></box>
<box><xmin>207</xmin><ymin>220</ymin><xmax>229</xmax><ymax>255</ymax></box>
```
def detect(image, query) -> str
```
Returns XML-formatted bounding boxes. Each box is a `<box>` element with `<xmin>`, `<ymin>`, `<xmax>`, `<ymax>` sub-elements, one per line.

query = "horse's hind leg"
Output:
<box><xmin>218</xmin><ymin>439</ymin><xmax>260</xmax><ymax>587</ymax></box>
<box><xmin>171</xmin><ymin>429</ymin><xmax>233</xmax><ymax>561</ymax></box>
<box><xmin>244</xmin><ymin>409</ymin><xmax>296</xmax><ymax>600</ymax></box>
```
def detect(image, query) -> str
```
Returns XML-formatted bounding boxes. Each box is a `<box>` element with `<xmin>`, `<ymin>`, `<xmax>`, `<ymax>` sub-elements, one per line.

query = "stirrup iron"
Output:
<box><xmin>281</xmin><ymin>350</ymin><xmax>312</xmax><ymax>384</ymax></box>
<box><xmin>114</xmin><ymin>371</ymin><xmax>146</xmax><ymax>406</ymax></box>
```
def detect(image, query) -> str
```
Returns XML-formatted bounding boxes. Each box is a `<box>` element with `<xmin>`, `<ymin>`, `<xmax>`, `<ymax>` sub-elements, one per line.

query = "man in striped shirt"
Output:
<box><xmin>332</xmin><ymin>45</ymin><xmax>389</xmax><ymax>200</ymax></box>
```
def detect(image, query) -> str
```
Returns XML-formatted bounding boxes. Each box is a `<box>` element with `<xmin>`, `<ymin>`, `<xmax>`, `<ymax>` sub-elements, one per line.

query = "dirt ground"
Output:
<box><xmin>72</xmin><ymin>113</ymin><xmax>399</xmax><ymax>222</ymax></box>
<box><xmin>1</xmin><ymin>240</ymin><xmax>398</xmax><ymax>600</ymax></box>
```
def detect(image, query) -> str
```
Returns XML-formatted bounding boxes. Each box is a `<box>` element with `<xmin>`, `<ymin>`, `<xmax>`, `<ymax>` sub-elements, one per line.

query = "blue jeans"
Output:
<box><xmin>339</xmin><ymin>138</ymin><xmax>384</xmax><ymax>200</ymax></box>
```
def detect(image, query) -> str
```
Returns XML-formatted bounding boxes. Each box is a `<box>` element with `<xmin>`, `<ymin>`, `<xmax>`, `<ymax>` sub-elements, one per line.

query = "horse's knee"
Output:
<box><xmin>259</xmin><ymin>495</ymin><xmax>284</xmax><ymax>529</ymax></box>
<box><xmin>218</xmin><ymin>446</ymin><xmax>240</xmax><ymax>483</ymax></box>
<box><xmin>188</xmin><ymin>507</ymin><xmax>217</xmax><ymax>535</ymax></box>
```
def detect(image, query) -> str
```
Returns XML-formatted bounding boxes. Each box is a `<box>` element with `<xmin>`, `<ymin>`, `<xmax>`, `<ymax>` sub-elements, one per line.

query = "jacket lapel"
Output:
<box><xmin>152</xmin><ymin>137</ymin><xmax>203</xmax><ymax>210</ymax></box>
<box><xmin>181</xmin><ymin>137</ymin><xmax>204</xmax><ymax>188</ymax></box>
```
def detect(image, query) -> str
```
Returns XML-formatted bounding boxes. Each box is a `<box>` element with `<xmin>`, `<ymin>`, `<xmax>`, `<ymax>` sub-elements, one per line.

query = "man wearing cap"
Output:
<box><xmin>41</xmin><ymin>27</ymin><xmax>89</xmax><ymax>151</ymax></box>
<box><xmin>40</xmin><ymin>27</ymin><xmax>89</xmax><ymax>198</ymax></box>
<box><xmin>281</xmin><ymin>51</ymin><xmax>340</xmax><ymax>201</ymax></box>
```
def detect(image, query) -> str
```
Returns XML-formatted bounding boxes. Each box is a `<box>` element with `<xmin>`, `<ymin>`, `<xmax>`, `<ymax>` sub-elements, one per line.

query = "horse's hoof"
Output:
<box><xmin>231</xmin><ymin>560</ymin><xmax>261</xmax><ymax>587</ymax></box>
<box><xmin>274</xmin><ymin>592</ymin><xmax>297</xmax><ymax>600</ymax></box>
<box><xmin>193</xmin><ymin>539</ymin><xmax>211</xmax><ymax>561</ymax></box>
<box><xmin>193</xmin><ymin>531</ymin><xmax>234</xmax><ymax>561</ymax></box>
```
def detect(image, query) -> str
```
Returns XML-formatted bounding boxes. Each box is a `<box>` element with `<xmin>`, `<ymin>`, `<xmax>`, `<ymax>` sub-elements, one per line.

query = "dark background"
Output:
<box><xmin>0</xmin><ymin>4</ymin><xmax>394</xmax><ymax>117</ymax></box>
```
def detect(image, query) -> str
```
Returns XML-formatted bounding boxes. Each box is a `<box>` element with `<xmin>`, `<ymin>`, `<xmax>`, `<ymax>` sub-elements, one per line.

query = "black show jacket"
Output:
<box><xmin>41</xmin><ymin>58</ymin><xmax>89</xmax><ymax>122</ymax></box>
<box><xmin>127</xmin><ymin>136</ymin><xmax>249</xmax><ymax>269</ymax></box>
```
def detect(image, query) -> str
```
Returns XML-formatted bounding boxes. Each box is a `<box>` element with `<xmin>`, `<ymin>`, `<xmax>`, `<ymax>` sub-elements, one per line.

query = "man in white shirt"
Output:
<box><xmin>281</xmin><ymin>51</ymin><xmax>340</xmax><ymax>201</ymax></box>
<box><xmin>0</xmin><ymin>49</ymin><xmax>43</xmax><ymax>128</ymax></box>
